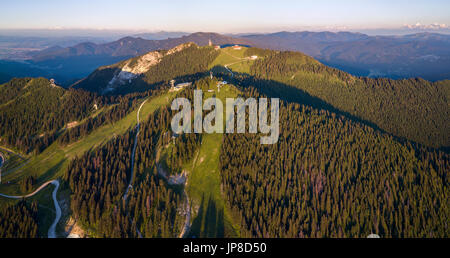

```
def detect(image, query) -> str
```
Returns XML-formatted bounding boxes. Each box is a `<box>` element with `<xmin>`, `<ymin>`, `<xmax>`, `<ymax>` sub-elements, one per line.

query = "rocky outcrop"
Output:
<box><xmin>104</xmin><ymin>43</ymin><xmax>197</xmax><ymax>93</ymax></box>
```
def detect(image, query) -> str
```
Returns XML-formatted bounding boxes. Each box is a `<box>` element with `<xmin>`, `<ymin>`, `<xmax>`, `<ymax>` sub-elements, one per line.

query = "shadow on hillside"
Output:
<box><xmin>36</xmin><ymin>159</ymin><xmax>66</xmax><ymax>186</ymax></box>
<box><xmin>213</xmin><ymin>66</ymin><xmax>450</xmax><ymax>153</ymax></box>
<box><xmin>211</xmin><ymin>65</ymin><xmax>387</xmax><ymax>134</ymax></box>
<box><xmin>188</xmin><ymin>194</ymin><xmax>225</xmax><ymax>238</ymax></box>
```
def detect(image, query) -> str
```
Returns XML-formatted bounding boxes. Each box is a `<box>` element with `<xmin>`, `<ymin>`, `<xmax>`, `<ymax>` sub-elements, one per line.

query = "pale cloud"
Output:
<box><xmin>404</xmin><ymin>22</ymin><xmax>449</xmax><ymax>30</ymax></box>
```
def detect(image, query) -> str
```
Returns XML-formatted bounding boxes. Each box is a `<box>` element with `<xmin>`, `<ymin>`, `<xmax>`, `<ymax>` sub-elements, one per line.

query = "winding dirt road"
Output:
<box><xmin>0</xmin><ymin>180</ymin><xmax>61</xmax><ymax>238</ymax></box>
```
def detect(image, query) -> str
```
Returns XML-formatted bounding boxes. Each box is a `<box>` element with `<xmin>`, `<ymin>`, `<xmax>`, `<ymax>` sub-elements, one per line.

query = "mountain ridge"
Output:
<box><xmin>29</xmin><ymin>32</ymin><xmax>252</xmax><ymax>61</ymax></box>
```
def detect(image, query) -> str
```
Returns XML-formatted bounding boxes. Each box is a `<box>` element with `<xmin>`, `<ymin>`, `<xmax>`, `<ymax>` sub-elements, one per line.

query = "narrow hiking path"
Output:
<box><xmin>221</xmin><ymin>49</ymin><xmax>247</xmax><ymax>61</ymax></box>
<box><xmin>224</xmin><ymin>65</ymin><xmax>235</xmax><ymax>78</ymax></box>
<box><xmin>0</xmin><ymin>146</ymin><xmax>26</xmax><ymax>160</ymax></box>
<box><xmin>224</xmin><ymin>58</ymin><xmax>249</xmax><ymax>78</ymax></box>
<box><xmin>48</xmin><ymin>180</ymin><xmax>61</xmax><ymax>238</ymax></box>
<box><xmin>0</xmin><ymin>179</ymin><xmax>61</xmax><ymax>238</ymax></box>
<box><xmin>1</xmin><ymin>159</ymin><xmax>31</xmax><ymax>177</ymax></box>
<box><xmin>221</xmin><ymin>48</ymin><xmax>254</xmax><ymax>78</ymax></box>
<box><xmin>124</xmin><ymin>92</ymin><xmax>196</xmax><ymax>237</ymax></box>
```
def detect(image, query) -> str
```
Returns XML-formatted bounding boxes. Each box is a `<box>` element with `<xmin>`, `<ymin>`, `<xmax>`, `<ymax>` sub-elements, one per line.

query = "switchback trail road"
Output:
<box><xmin>0</xmin><ymin>179</ymin><xmax>61</xmax><ymax>238</ymax></box>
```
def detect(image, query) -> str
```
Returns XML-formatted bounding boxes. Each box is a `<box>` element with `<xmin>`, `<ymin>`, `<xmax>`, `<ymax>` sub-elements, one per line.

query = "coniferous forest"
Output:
<box><xmin>0</xmin><ymin>200</ymin><xmax>39</xmax><ymax>238</ymax></box>
<box><xmin>220</xmin><ymin>88</ymin><xmax>449</xmax><ymax>238</ymax></box>
<box><xmin>0</xmin><ymin>78</ymin><xmax>99</xmax><ymax>153</ymax></box>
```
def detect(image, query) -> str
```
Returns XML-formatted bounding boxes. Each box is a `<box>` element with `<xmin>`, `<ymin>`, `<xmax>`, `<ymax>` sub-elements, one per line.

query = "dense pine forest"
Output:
<box><xmin>66</xmin><ymin>130</ymin><xmax>138</xmax><ymax>237</ymax></box>
<box><xmin>0</xmin><ymin>200</ymin><xmax>39</xmax><ymax>238</ymax></box>
<box><xmin>220</xmin><ymin>87</ymin><xmax>449</xmax><ymax>238</ymax></box>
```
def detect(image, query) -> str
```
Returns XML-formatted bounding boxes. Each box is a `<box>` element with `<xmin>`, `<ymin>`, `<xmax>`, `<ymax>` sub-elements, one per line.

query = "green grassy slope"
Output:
<box><xmin>209</xmin><ymin>46</ymin><xmax>256</xmax><ymax>74</ymax></box>
<box><xmin>181</xmin><ymin>79</ymin><xmax>241</xmax><ymax>237</ymax></box>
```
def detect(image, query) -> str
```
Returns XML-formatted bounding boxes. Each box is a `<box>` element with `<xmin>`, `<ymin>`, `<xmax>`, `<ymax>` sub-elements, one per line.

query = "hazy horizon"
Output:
<box><xmin>0</xmin><ymin>27</ymin><xmax>449</xmax><ymax>40</ymax></box>
<box><xmin>1</xmin><ymin>0</ymin><xmax>450</xmax><ymax>36</ymax></box>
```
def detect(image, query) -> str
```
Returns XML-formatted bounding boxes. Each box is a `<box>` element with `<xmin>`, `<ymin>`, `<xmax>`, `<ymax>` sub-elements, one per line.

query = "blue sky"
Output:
<box><xmin>1</xmin><ymin>0</ymin><xmax>449</xmax><ymax>33</ymax></box>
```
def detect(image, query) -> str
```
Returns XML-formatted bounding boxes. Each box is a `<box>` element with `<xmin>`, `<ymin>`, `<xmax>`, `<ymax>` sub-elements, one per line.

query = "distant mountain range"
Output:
<box><xmin>0</xmin><ymin>31</ymin><xmax>449</xmax><ymax>85</ymax></box>
<box><xmin>28</xmin><ymin>32</ymin><xmax>252</xmax><ymax>61</ymax></box>
<box><xmin>239</xmin><ymin>31</ymin><xmax>450</xmax><ymax>80</ymax></box>
<box><xmin>132</xmin><ymin>31</ymin><xmax>190</xmax><ymax>40</ymax></box>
